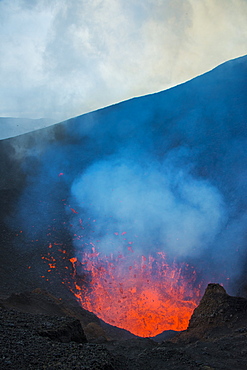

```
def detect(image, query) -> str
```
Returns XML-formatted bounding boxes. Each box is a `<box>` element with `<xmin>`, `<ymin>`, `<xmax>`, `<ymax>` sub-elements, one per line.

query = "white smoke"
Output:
<box><xmin>71</xmin><ymin>149</ymin><xmax>226</xmax><ymax>258</ymax></box>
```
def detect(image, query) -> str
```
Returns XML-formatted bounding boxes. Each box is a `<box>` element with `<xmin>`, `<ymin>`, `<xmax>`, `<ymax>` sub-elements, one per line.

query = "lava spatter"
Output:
<box><xmin>69</xmin><ymin>249</ymin><xmax>202</xmax><ymax>337</ymax></box>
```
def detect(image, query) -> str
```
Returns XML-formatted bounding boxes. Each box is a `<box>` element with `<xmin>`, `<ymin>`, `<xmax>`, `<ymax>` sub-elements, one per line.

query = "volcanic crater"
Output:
<box><xmin>1</xmin><ymin>55</ymin><xmax>247</xmax><ymax>368</ymax></box>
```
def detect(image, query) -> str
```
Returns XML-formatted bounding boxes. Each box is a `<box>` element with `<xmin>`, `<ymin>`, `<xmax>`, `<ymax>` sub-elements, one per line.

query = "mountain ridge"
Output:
<box><xmin>1</xmin><ymin>54</ymin><xmax>246</xmax><ymax>140</ymax></box>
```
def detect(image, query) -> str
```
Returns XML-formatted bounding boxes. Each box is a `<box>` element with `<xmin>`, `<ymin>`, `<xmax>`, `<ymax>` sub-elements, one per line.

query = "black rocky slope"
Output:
<box><xmin>1</xmin><ymin>284</ymin><xmax>247</xmax><ymax>369</ymax></box>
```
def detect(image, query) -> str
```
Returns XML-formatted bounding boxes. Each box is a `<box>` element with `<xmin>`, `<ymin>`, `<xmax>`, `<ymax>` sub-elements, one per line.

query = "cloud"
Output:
<box><xmin>71</xmin><ymin>151</ymin><xmax>226</xmax><ymax>258</ymax></box>
<box><xmin>0</xmin><ymin>0</ymin><xmax>247</xmax><ymax>125</ymax></box>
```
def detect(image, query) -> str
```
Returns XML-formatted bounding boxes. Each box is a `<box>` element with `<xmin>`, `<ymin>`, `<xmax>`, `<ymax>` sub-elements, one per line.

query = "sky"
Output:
<box><xmin>0</xmin><ymin>0</ymin><xmax>247</xmax><ymax>128</ymax></box>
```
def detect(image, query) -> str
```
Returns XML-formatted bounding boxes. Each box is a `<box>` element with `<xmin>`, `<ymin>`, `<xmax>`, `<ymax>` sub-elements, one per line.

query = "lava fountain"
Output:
<box><xmin>68</xmin><ymin>248</ymin><xmax>202</xmax><ymax>337</ymax></box>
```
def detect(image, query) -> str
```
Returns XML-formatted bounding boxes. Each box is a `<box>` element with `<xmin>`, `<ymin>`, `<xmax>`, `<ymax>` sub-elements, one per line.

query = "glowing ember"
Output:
<box><xmin>69</xmin><ymin>249</ymin><xmax>201</xmax><ymax>337</ymax></box>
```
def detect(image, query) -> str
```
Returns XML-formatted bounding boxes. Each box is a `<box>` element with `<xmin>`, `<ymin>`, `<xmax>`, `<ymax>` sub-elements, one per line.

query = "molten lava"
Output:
<box><xmin>69</xmin><ymin>249</ymin><xmax>201</xmax><ymax>337</ymax></box>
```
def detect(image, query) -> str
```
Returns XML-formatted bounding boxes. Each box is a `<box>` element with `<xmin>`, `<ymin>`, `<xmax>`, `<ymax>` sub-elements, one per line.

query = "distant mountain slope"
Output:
<box><xmin>1</xmin><ymin>55</ymin><xmax>246</xmax><ymax>140</ymax></box>
<box><xmin>0</xmin><ymin>117</ymin><xmax>57</xmax><ymax>140</ymax></box>
<box><xmin>0</xmin><ymin>54</ymin><xmax>247</xmax><ymax>299</ymax></box>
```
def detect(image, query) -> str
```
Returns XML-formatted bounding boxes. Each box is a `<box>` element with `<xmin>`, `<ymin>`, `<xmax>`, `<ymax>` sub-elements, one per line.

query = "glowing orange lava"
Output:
<box><xmin>69</xmin><ymin>249</ymin><xmax>201</xmax><ymax>337</ymax></box>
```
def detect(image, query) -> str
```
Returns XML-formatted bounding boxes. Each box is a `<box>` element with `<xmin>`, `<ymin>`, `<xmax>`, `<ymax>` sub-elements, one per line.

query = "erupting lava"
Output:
<box><xmin>69</xmin><ymin>249</ymin><xmax>201</xmax><ymax>337</ymax></box>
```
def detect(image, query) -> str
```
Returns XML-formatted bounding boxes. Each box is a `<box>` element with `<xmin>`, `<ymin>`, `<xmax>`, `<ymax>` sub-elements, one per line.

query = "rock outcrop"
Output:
<box><xmin>37</xmin><ymin>317</ymin><xmax>87</xmax><ymax>343</ymax></box>
<box><xmin>173</xmin><ymin>283</ymin><xmax>247</xmax><ymax>343</ymax></box>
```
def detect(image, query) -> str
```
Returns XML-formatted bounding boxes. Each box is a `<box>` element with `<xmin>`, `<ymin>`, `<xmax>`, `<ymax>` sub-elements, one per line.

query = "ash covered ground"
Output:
<box><xmin>1</xmin><ymin>284</ymin><xmax>247</xmax><ymax>369</ymax></box>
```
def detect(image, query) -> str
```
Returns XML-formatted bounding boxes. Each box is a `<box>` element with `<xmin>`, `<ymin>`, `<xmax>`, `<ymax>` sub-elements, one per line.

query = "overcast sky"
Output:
<box><xmin>0</xmin><ymin>0</ymin><xmax>247</xmax><ymax>125</ymax></box>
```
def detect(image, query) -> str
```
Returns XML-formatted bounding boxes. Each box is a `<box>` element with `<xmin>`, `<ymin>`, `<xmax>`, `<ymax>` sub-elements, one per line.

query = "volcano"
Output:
<box><xmin>0</xmin><ymin>55</ymin><xmax>247</xmax><ymax>338</ymax></box>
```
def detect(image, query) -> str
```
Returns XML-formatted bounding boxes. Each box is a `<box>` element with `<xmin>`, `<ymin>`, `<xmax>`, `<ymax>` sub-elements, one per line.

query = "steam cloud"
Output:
<box><xmin>71</xmin><ymin>150</ymin><xmax>225</xmax><ymax>259</ymax></box>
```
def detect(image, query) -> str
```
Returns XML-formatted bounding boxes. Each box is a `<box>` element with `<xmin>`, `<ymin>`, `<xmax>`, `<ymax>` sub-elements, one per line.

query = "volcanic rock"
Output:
<box><xmin>0</xmin><ymin>288</ymin><xmax>140</xmax><ymax>343</ymax></box>
<box><xmin>37</xmin><ymin>317</ymin><xmax>87</xmax><ymax>343</ymax></box>
<box><xmin>0</xmin><ymin>288</ymin><xmax>106</xmax><ymax>340</ymax></box>
<box><xmin>189</xmin><ymin>283</ymin><xmax>247</xmax><ymax>328</ymax></box>
<box><xmin>173</xmin><ymin>283</ymin><xmax>247</xmax><ymax>343</ymax></box>
<box><xmin>2</xmin><ymin>285</ymin><xmax>247</xmax><ymax>369</ymax></box>
<box><xmin>0</xmin><ymin>307</ymin><xmax>116</xmax><ymax>370</ymax></box>
<box><xmin>129</xmin><ymin>284</ymin><xmax>247</xmax><ymax>369</ymax></box>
